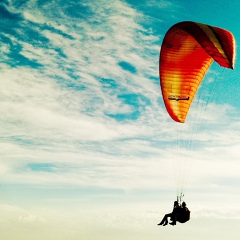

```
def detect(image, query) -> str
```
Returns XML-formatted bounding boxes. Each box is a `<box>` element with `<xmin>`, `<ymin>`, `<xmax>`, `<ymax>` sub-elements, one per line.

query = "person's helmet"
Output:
<box><xmin>182</xmin><ymin>202</ymin><xmax>186</xmax><ymax>207</ymax></box>
<box><xmin>174</xmin><ymin>201</ymin><xmax>178</xmax><ymax>205</ymax></box>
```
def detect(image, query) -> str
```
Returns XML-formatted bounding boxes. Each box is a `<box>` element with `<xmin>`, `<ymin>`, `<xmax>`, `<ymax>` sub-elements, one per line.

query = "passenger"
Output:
<box><xmin>158</xmin><ymin>201</ymin><xmax>190</xmax><ymax>226</ymax></box>
<box><xmin>172</xmin><ymin>202</ymin><xmax>190</xmax><ymax>224</ymax></box>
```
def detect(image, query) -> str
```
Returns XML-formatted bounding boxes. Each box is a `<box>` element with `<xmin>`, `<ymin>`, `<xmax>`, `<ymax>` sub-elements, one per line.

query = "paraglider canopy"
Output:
<box><xmin>159</xmin><ymin>21</ymin><xmax>236</xmax><ymax>123</ymax></box>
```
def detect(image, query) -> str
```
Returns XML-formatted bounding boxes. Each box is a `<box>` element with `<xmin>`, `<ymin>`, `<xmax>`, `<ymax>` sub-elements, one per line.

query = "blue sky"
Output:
<box><xmin>0</xmin><ymin>0</ymin><xmax>240</xmax><ymax>239</ymax></box>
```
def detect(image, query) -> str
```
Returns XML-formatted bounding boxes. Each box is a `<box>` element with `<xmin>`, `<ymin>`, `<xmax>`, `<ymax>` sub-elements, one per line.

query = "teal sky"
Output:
<box><xmin>0</xmin><ymin>0</ymin><xmax>240</xmax><ymax>239</ymax></box>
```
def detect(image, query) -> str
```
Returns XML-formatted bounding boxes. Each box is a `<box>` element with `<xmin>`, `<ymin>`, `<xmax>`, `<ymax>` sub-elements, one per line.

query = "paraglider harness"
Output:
<box><xmin>174</xmin><ymin>195</ymin><xmax>191</xmax><ymax>223</ymax></box>
<box><xmin>175</xmin><ymin>205</ymin><xmax>190</xmax><ymax>223</ymax></box>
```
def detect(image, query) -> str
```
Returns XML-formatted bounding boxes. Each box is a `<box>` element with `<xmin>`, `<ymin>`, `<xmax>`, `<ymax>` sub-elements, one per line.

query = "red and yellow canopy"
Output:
<box><xmin>159</xmin><ymin>21</ymin><xmax>236</xmax><ymax>123</ymax></box>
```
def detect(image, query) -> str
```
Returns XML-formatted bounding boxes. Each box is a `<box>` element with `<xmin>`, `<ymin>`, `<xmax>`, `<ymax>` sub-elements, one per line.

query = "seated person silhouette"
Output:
<box><xmin>158</xmin><ymin>201</ymin><xmax>190</xmax><ymax>226</ymax></box>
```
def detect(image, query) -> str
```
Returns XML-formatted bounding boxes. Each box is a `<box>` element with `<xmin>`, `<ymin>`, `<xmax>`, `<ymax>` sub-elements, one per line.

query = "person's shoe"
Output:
<box><xmin>157</xmin><ymin>223</ymin><xmax>162</xmax><ymax>225</ymax></box>
<box><xmin>169</xmin><ymin>222</ymin><xmax>176</xmax><ymax>226</ymax></box>
<box><xmin>163</xmin><ymin>222</ymin><xmax>168</xmax><ymax>226</ymax></box>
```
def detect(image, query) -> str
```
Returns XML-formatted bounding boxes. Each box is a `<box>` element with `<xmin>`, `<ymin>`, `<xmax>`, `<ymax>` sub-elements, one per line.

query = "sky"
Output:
<box><xmin>0</xmin><ymin>0</ymin><xmax>240</xmax><ymax>239</ymax></box>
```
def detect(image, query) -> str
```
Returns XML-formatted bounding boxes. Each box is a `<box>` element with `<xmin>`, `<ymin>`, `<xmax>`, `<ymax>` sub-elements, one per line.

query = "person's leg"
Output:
<box><xmin>158</xmin><ymin>213</ymin><xmax>172</xmax><ymax>225</ymax></box>
<box><xmin>158</xmin><ymin>215</ymin><xmax>166</xmax><ymax>225</ymax></box>
<box><xmin>164</xmin><ymin>213</ymin><xmax>172</xmax><ymax>225</ymax></box>
<box><xmin>169</xmin><ymin>213</ymin><xmax>178</xmax><ymax>225</ymax></box>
